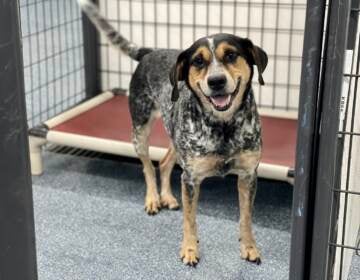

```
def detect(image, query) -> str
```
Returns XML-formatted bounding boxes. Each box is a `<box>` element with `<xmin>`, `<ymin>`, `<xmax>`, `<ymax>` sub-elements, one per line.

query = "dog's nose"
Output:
<box><xmin>207</xmin><ymin>75</ymin><xmax>227</xmax><ymax>91</ymax></box>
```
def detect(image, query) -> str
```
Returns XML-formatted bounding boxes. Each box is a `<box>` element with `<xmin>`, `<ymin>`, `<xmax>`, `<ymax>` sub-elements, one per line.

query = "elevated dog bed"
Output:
<box><xmin>29</xmin><ymin>90</ymin><xmax>297</xmax><ymax>184</ymax></box>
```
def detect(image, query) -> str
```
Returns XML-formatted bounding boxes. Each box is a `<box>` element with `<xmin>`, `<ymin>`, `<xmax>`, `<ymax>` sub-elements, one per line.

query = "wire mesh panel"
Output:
<box><xmin>20</xmin><ymin>0</ymin><xmax>86</xmax><ymax>128</ymax></box>
<box><xmin>329</xmin><ymin>10</ymin><xmax>360</xmax><ymax>279</ymax></box>
<box><xmin>97</xmin><ymin>0</ymin><xmax>306</xmax><ymax>112</ymax></box>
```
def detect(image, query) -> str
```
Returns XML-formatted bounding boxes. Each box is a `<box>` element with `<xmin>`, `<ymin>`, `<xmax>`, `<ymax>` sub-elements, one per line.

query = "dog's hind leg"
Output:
<box><xmin>132</xmin><ymin>111</ymin><xmax>161</xmax><ymax>215</ymax></box>
<box><xmin>159</xmin><ymin>144</ymin><xmax>179</xmax><ymax>210</ymax></box>
<box><xmin>238</xmin><ymin>174</ymin><xmax>261</xmax><ymax>264</ymax></box>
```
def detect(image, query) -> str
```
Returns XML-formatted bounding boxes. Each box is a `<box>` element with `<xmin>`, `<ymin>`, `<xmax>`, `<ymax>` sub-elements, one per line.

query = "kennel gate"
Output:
<box><xmin>291</xmin><ymin>0</ymin><xmax>360</xmax><ymax>279</ymax></box>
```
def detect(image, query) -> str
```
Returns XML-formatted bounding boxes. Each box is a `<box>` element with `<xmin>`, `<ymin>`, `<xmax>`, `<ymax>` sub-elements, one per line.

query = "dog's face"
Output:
<box><xmin>170</xmin><ymin>34</ymin><xmax>267</xmax><ymax>119</ymax></box>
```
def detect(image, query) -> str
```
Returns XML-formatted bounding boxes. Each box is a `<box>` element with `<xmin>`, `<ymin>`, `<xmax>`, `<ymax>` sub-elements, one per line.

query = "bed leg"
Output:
<box><xmin>29</xmin><ymin>136</ymin><xmax>47</xmax><ymax>176</ymax></box>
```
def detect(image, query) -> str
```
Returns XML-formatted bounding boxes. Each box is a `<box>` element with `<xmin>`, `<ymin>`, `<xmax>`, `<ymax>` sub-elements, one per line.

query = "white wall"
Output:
<box><xmin>98</xmin><ymin>0</ymin><xmax>306</xmax><ymax>111</ymax></box>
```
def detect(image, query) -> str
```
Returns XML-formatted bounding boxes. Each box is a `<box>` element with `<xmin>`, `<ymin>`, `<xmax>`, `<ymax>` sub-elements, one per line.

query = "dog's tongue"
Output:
<box><xmin>210</xmin><ymin>95</ymin><xmax>231</xmax><ymax>108</ymax></box>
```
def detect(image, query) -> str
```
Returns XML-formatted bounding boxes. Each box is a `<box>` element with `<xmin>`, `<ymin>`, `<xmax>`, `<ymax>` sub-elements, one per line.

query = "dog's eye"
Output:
<box><xmin>192</xmin><ymin>56</ymin><xmax>205</xmax><ymax>68</ymax></box>
<box><xmin>224</xmin><ymin>51</ymin><xmax>238</xmax><ymax>63</ymax></box>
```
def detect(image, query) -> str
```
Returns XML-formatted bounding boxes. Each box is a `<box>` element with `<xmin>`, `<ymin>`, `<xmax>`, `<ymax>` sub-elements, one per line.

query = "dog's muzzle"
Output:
<box><xmin>198</xmin><ymin>78</ymin><xmax>241</xmax><ymax>111</ymax></box>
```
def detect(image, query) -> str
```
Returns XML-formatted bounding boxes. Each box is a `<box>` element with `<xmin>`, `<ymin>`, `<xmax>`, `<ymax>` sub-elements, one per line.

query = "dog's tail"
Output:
<box><xmin>78</xmin><ymin>0</ymin><xmax>153</xmax><ymax>61</ymax></box>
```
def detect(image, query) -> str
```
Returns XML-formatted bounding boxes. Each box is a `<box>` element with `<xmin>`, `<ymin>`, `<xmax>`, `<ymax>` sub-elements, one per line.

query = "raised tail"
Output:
<box><xmin>78</xmin><ymin>0</ymin><xmax>153</xmax><ymax>61</ymax></box>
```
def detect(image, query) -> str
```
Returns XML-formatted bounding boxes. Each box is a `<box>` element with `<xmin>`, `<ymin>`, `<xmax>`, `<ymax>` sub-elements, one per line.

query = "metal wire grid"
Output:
<box><xmin>20</xmin><ymin>0</ymin><xmax>86</xmax><ymax>128</ymax></box>
<box><xmin>97</xmin><ymin>0</ymin><xmax>306</xmax><ymax>111</ymax></box>
<box><xmin>328</xmin><ymin>15</ymin><xmax>360</xmax><ymax>279</ymax></box>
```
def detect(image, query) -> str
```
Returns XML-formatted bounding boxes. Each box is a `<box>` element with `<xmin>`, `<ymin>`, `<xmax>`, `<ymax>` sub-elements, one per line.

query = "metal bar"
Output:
<box><xmin>329</xmin><ymin>243</ymin><xmax>360</xmax><ymax>251</ymax></box>
<box><xmin>343</xmin><ymin>73</ymin><xmax>360</xmax><ymax>77</ymax></box>
<box><xmin>289</xmin><ymin>0</ymin><xmax>327</xmax><ymax>279</ymax></box>
<box><xmin>332</xmin><ymin>189</ymin><xmax>360</xmax><ymax>196</ymax></box>
<box><xmin>348</xmin><ymin>0</ymin><xmax>360</xmax><ymax>50</ymax></box>
<box><xmin>338</xmin><ymin>131</ymin><xmax>360</xmax><ymax>136</ymax></box>
<box><xmin>81</xmin><ymin>0</ymin><xmax>100</xmax><ymax>98</ymax></box>
<box><xmin>310</xmin><ymin>0</ymin><xmax>352</xmax><ymax>278</ymax></box>
<box><xmin>0</xmin><ymin>1</ymin><xmax>38</xmax><ymax>279</ymax></box>
<box><xmin>101</xmin><ymin>18</ymin><xmax>306</xmax><ymax>34</ymax></box>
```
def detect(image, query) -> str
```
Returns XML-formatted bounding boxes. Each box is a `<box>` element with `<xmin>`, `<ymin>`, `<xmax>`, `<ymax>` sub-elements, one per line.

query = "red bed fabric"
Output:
<box><xmin>53</xmin><ymin>95</ymin><xmax>297</xmax><ymax>167</ymax></box>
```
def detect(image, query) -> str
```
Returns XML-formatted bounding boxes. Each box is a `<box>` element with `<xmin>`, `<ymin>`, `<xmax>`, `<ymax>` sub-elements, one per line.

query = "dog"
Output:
<box><xmin>79</xmin><ymin>0</ymin><xmax>268</xmax><ymax>266</ymax></box>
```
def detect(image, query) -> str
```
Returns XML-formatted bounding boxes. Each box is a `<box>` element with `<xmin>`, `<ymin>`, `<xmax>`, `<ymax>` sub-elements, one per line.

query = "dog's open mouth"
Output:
<box><xmin>199</xmin><ymin>78</ymin><xmax>241</xmax><ymax>111</ymax></box>
<box><xmin>209</xmin><ymin>95</ymin><xmax>232</xmax><ymax>111</ymax></box>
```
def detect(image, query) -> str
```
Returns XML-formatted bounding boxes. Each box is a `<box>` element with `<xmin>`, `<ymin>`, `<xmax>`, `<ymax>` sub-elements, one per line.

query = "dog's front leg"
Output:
<box><xmin>238</xmin><ymin>173</ymin><xmax>261</xmax><ymax>264</ymax></box>
<box><xmin>180</xmin><ymin>173</ymin><xmax>200</xmax><ymax>266</ymax></box>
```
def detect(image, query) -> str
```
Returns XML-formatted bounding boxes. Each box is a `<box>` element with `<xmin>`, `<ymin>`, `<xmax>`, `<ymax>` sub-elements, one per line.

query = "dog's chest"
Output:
<box><xmin>176</xmin><ymin>114</ymin><xmax>260</xmax><ymax>157</ymax></box>
<box><xmin>186</xmin><ymin>149</ymin><xmax>261</xmax><ymax>180</ymax></box>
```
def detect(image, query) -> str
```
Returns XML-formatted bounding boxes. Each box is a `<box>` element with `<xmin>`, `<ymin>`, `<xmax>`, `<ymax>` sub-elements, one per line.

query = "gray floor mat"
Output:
<box><xmin>33</xmin><ymin>185</ymin><xmax>290</xmax><ymax>280</ymax></box>
<box><xmin>32</xmin><ymin>151</ymin><xmax>292</xmax><ymax>279</ymax></box>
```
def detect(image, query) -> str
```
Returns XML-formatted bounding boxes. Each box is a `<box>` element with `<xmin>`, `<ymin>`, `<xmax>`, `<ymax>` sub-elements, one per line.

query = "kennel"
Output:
<box><xmin>25</xmin><ymin>0</ymin><xmax>302</xmax><ymax>183</ymax></box>
<box><xmin>0</xmin><ymin>0</ymin><xmax>359</xmax><ymax>279</ymax></box>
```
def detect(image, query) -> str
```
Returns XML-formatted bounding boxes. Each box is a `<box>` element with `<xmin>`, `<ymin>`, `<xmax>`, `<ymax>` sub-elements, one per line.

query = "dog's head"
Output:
<box><xmin>170</xmin><ymin>34</ymin><xmax>267</xmax><ymax>120</ymax></box>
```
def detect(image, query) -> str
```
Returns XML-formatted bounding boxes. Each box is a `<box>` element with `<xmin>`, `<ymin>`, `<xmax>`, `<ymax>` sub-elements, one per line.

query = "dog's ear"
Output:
<box><xmin>238</xmin><ymin>38</ymin><xmax>268</xmax><ymax>85</ymax></box>
<box><xmin>169</xmin><ymin>51</ymin><xmax>188</xmax><ymax>102</ymax></box>
<box><xmin>249</xmin><ymin>44</ymin><xmax>268</xmax><ymax>85</ymax></box>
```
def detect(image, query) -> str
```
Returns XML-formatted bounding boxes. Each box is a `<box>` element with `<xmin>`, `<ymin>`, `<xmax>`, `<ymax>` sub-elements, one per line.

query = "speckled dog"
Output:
<box><xmin>79</xmin><ymin>0</ymin><xmax>268</xmax><ymax>266</ymax></box>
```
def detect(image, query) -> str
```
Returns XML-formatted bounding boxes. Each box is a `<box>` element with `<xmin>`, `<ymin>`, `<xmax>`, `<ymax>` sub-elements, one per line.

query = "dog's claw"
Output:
<box><xmin>180</xmin><ymin>246</ymin><xmax>199</xmax><ymax>266</ymax></box>
<box><xmin>144</xmin><ymin>195</ymin><xmax>161</xmax><ymax>215</ymax></box>
<box><xmin>160</xmin><ymin>194</ymin><xmax>180</xmax><ymax>210</ymax></box>
<box><xmin>170</xmin><ymin>205</ymin><xmax>180</xmax><ymax>210</ymax></box>
<box><xmin>183</xmin><ymin>258</ymin><xmax>199</xmax><ymax>267</ymax></box>
<box><xmin>246</xmin><ymin>256</ymin><xmax>262</xmax><ymax>265</ymax></box>
<box><xmin>240</xmin><ymin>243</ymin><xmax>261</xmax><ymax>264</ymax></box>
<box><xmin>187</xmin><ymin>261</ymin><xmax>198</xmax><ymax>267</ymax></box>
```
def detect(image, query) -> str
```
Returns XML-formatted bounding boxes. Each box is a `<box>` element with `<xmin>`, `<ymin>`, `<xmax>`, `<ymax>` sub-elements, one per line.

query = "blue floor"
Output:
<box><xmin>33</xmin><ymin>151</ymin><xmax>293</xmax><ymax>280</ymax></box>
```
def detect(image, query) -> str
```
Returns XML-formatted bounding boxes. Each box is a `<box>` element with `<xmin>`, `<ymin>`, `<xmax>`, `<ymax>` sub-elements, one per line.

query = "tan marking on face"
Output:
<box><xmin>191</xmin><ymin>46</ymin><xmax>212</xmax><ymax>61</ymax></box>
<box><xmin>188</xmin><ymin>47</ymin><xmax>212</xmax><ymax>93</ymax></box>
<box><xmin>215</xmin><ymin>42</ymin><xmax>237</xmax><ymax>59</ymax></box>
<box><xmin>187</xmin><ymin>41</ymin><xmax>254</xmax><ymax>121</ymax></box>
<box><xmin>207</xmin><ymin>56</ymin><xmax>252</xmax><ymax>121</ymax></box>
<box><xmin>227</xmin><ymin>57</ymin><xmax>251</xmax><ymax>84</ymax></box>
<box><xmin>215</xmin><ymin>42</ymin><xmax>251</xmax><ymax>84</ymax></box>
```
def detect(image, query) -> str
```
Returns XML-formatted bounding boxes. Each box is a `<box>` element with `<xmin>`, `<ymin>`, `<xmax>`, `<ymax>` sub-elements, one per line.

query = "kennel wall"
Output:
<box><xmin>97</xmin><ymin>0</ymin><xmax>305</xmax><ymax>115</ymax></box>
<box><xmin>20</xmin><ymin>0</ymin><xmax>87</xmax><ymax>128</ymax></box>
<box><xmin>22</xmin><ymin>0</ymin><xmax>303</xmax><ymax>182</ymax></box>
<box><xmin>22</xmin><ymin>0</ymin><xmax>306</xmax><ymax>128</ymax></box>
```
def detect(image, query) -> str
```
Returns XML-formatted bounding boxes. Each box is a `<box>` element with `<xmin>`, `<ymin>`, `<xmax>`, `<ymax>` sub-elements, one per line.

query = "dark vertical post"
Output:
<box><xmin>310</xmin><ymin>0</ymin><xmax>352</xmax><ymax>278</ymax></box>
<box><xmin>289</xmin><ymin>0</ymin><xmax>326</xmax><ymax>279</ymax></box>
<box><xmin>0</xmin><ymin>1</ymin><xmax>38</xmax><ymax>279</ymax></box>
<box><xmin>81</xmin><ymin>0</ymin><xmax>101</xmax><ymax>98</ymax></box>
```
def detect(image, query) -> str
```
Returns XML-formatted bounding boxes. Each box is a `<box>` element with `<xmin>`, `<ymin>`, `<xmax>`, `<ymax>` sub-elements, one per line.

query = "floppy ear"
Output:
<box><xmin>169</xmin><ymin>52</ymin><xmax>187</xmax><ymax>102</ymax></box>
<box><xmin>249</xmin><ymin>45</ymin><xmax>268</xmax><ymax>85</ymax></box>
<box><xmin>239</xmin><ymin>38</ymin><xmax>268</xmax><ymax>85</ymax></box>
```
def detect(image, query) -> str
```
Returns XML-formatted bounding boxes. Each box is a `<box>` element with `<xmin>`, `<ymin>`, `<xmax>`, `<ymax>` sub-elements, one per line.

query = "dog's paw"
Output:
<box><xmin>144</xmin><ymin>195</ymin><xmax>161</xmax><ymax>215</ymax></box>
<box><xmin>180</xmin><ymin>244</ymin><xmax>199</xmax><ymax>266</ymax></box>
<box><xmin>160</xmin><ymin>194</ymin><xmax>180</xmax><ymax>210</ymax></box>
<box><xmin>240</xmin><ymin>243</ymin><xmax>261</xmax><ymax>265</ymax></box>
